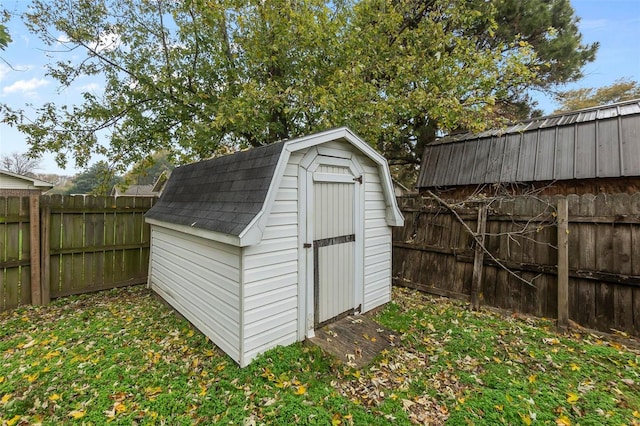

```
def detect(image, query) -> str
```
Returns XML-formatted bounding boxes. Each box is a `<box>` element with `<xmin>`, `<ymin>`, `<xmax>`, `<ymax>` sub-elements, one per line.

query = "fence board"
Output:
<box><xmin>393</xmin><ymin>193</ymin><xmax>640</xmax><ymax>337</ymax></box>
<box><xmin>1</xmin><ymin>194</ymin><xmax>154</xmax><ymax>310</ymax></box>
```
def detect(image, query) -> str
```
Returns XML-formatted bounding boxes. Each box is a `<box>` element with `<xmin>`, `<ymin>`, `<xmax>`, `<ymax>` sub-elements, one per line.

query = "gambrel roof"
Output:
<box><xmin>146</xmin><ymin>127</ymin><xmax>404</xmax><ymax>246</ymax></box>
<box><xmin>417</xmin><ymin>99</ymin><xmax>640</xmax><ymax>189</ymax></box>
<box><xmin>146</xmin><ymin>142</ymin><xmax>284</xmax><ymax>236</ymax></box>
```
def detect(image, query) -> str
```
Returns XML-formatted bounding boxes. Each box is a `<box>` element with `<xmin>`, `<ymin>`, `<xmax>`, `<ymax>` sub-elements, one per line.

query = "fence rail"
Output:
<box><xmin>393</xmin><ymin>193</ymin><xmax>640</xmax><ymax>337</ymax></box>
<box><xmin>0</xmin><ymin>195</ymin><xmax>155</xmax><ymax>312</ymax></box>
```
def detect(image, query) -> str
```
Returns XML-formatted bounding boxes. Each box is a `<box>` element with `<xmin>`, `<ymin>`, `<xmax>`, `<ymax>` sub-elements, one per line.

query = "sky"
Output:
<box><xmin>0</xmin><ymin>0</ymin><xmax>639</xmax><ymax>175</ymax></box>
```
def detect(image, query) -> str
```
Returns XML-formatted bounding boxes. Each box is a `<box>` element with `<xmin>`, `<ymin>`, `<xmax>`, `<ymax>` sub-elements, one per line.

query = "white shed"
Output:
<box><xmin>145</xmin><ymin>128</ymin><xmax>404</xmax><ymax>366</ymax></box>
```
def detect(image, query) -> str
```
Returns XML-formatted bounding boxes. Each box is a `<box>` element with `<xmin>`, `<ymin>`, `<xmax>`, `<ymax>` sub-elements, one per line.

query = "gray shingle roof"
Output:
<box><xmin>418</xmin><ymin>99</ymin><xmax>640</xmax><ymax>189</ymax></box>
<box><xmin>145</xmin><ymin>142</ymin><xmax>285</xmax><ymax>236</ymax></box>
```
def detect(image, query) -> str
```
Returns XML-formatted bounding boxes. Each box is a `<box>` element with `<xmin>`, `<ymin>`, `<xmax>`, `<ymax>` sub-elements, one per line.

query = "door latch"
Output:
<box><xmin>303</xmin><ymin>243</ymin><xmax>312</xmax><ymax>248</ymax></box>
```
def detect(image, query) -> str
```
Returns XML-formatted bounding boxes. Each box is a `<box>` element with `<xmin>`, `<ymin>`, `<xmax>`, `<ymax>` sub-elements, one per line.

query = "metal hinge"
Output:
<box><xmin>353</xmin><ymin>175</ymin><xmax>362</xmax><ymax>184</ymax></box>
<box><xmin>303</xmin><ymin>243</ymin><xmax>312</xmax><ymax>248</ymax></box>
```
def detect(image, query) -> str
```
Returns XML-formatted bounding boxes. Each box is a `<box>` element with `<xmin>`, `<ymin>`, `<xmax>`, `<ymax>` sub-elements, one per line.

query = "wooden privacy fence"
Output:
<box><xmin>0</xmin><ymin>195</ymin><xmax>155</xmax><ymax>312</ymax></box>
<box><xmin>393</xmin><ymin>193</ymin><xmax>640</xmax><ymax>337</ymax></box>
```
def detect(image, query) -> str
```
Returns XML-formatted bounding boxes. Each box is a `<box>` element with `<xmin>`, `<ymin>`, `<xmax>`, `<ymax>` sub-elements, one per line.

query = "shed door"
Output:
<box><xmin>313</xmin><ymin>178</ymin><xmax>356</xmax><ymax>326</ymax></box>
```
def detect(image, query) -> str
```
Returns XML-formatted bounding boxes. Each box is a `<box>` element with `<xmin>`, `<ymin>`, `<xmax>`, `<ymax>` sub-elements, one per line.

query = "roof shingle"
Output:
<box><xmin>145</xmin><ymin>142</ymin><xmax>285</xmax><ymax>235</ymax></box>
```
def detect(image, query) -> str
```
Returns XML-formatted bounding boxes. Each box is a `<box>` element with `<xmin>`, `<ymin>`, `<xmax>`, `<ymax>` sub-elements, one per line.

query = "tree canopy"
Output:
<box><xmin>554</xmin><ymin>78</ymin><xmax>640</xmax><ymax>113</ymax></box>
<box><xmin>66</xmin><ymin>161</ymin><xmax>121</xmax><ymax>195</ymax></box>
<box><xmin>2</xmin><ymin>0</ymin><xmax>597</xmax><ymax>182</ymax></box>
<box><xmin>0</xmin><ymin>24</ymin><xmax>9</xmax><ymax>50</ymax></box>
<box><xmin>123</xmin><ymin>151</ymin><xmax>174</xmax><ymax>186</ymax></box>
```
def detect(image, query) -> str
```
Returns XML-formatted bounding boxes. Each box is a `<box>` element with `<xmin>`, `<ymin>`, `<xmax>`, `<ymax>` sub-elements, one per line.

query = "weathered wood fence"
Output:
<box><xmin>0</xmin><ymin>195</ymin><xmax>155</xmax><ymax>312</ymax></box>
<box><xmin>393</xmin><ymin>193</ymin><xmax>640</xmax><ymax>337</ymax></box>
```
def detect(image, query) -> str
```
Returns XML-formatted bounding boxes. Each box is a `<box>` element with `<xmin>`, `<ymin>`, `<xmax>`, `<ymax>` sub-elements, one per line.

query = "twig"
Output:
<box><xmin>425</xmin><ymin>190</ymin><xmax>537</xmax><ymax>288</ymax></box>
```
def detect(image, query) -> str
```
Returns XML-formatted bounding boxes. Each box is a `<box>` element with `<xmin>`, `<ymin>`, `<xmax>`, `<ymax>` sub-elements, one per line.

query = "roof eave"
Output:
<box><xmin>146</xmin><ymin>217</ymin><xmax>243</xmax><ymax>247</ymax></box>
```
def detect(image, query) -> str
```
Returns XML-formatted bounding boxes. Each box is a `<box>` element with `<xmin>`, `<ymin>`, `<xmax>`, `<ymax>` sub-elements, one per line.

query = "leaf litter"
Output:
<box><xmin>0</xmin><ymin>285</ymin><xmax>637</xmax><ymax>425</ymax></box>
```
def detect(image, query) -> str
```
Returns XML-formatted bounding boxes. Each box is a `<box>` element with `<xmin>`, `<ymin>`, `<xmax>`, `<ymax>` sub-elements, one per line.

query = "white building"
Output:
<box><xmin>145</xmin><ymin>128</ymin><xmax>403</xmax><ymax>366</ymax></box>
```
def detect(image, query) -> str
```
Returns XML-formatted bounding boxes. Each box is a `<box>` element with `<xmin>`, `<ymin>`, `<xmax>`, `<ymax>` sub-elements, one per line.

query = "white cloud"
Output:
<box><xmin>56</xmin><ymin>31</ymin><xmax>120</xmax><ymax>53</ymax></box>
<box><xmin>579</xmin><ymin>19</ymin><xmax>609</xmax><ymax>31</ymax></box>
<box><xmin>0</xmin><ymin>64</ymin><xmax>10</xmax><ymax>82</ymax></box>
<box><xmin>88</xmin><ymin>32</ymin><xmax>121</xmax><ymax>53</ymax></box>
<box><xmin>56</xmin><ymin>33</ymin><xmax>71</xmax><ymax>45</ymax></box>
<box><xmin>78</xmin><ymin>82</ymin><xmax>101</xmax><ymax>92</ymax></box>
<box><xmin>2</xmin><ymin>78</ymin><xmax>49</xmax><ymax>95</ymax></box>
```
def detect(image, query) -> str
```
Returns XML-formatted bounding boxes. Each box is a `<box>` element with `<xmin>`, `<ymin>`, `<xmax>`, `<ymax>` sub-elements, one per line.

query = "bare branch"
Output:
<box><xmin>425</xmin><ymin>190</ymin><xmax>538</xmax><ymax>288</ymax></box>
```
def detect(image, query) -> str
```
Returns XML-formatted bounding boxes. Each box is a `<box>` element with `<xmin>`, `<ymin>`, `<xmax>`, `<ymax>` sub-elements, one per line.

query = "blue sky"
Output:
<box><xmin>1</xmin><ymin>0</ymin><xmax>639</xmax><ymax>175</ymax></box>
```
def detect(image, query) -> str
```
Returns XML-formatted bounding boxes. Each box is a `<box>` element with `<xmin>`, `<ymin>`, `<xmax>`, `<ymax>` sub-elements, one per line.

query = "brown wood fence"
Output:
<box><xmin>0</xmin><ymin>195</ymin><xmax>155</xmax><ymax>312</ymax></box>
<box><xmin>393</xmin><ymin>193</ymin><xmax>640</xmax><ymax>337</ymax></box>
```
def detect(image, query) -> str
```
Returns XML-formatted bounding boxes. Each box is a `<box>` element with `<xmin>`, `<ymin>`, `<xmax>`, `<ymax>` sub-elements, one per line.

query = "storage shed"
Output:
<box><xmin>145</xmin><ymin>128</ymin><xmax>404</xmax><ymax>366</ymax></box>
<box><xmin>417</xmin><ymin>99</ymin><xmax>640</xmax><ymax>197</ymax></box>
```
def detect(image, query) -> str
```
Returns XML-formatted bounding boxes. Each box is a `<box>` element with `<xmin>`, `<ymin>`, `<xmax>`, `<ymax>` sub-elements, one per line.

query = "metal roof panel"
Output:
<box><xmin>471</xmin><ymin>138</ymin><xmax>491</xmax><ymax>184</ymax></box>
<box><xmin>501</xmin><ymin>133</ymin><xmax>521</xmax><ymax>182</ymax></box>
<box><xmin>621</xmin><ymin>115</ymin><xmax>640</xmax><ymax>175</ymax></box>
<box><xmin>486</xmin><ymin>136</ymin><xmax>506</xmax><ymax>182</ymax></box>
<box><xmin>534</xmin><ymin>128</ymin><xmax>556</xmax><ymax>180</ymax></box>
<box><xmin>554</xmin><ymin>126</ymin><xmax>575</xmax><ymax>180</ymax></box>
<box><xmin>575</xmin><ymin>122</ymin><xmax>597</xmax><ymax>179</ymax></box>
<box><xmin>596</xmin><ymin>118</ymin><xmax>621</xmax><ymax>177</ymax></box>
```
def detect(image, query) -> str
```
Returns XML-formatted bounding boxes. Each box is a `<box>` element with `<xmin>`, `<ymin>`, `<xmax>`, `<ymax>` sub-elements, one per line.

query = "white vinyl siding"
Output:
<box><xmin>146</xmin><ymin>132</ymin><xmax>401</xmax><ymax>368</ymax></box>
<box><xmin>362</xmin><ymin>158</ymin><xmax>393</xmax><ymax>311</ymax></box>
<box><xmin>149</xmin><ymin>226</ymin><xmax>242</xmax><ymax>363</ymax></box>
<box><xmin>240</xmin><ymin>152</ymin><xmax>304</xmax><ymax>365</ymax></box>
<box><xmin>0</xmin><ymin>174</ymin><xmax>37</xmax><ymax>190</ymax></box>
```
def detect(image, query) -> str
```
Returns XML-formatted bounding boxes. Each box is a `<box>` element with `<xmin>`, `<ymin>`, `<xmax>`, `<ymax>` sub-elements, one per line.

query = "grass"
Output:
<box><xmin>0</xmin><ymin>285</ymin><xmax>638</xmax><ymax>425</ymax></box>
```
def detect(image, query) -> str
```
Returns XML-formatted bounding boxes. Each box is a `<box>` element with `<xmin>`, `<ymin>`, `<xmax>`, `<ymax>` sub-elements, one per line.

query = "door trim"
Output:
<box><xmin>297</xmin><ymin>149</ymin><xmax>364</xmax><ymax>339</ymax></box>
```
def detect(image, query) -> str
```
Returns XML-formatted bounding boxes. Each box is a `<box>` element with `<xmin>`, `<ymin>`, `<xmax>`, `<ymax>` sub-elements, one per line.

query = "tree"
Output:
<box><xmin>554</xmin><ymin>78</ymin><xmax>640</xmax><ymax>113</ymax></box>
<box><xmin>66</xmin><ymin>161</ymin><xmax>121</xmax><ymax>195</ymax></box>
<box><xmin>0</xmin><ymin>24</ymin><xmax>9</xmax><ymax>50</ymax></box>
<box><xmin>1</xmin><ymin>152</ymin><xmax>41</xmax><ymax>175</ymax></box>
<box><xmin>0</xmin><ymin>9</ymin><xmax>11</xmax><ymax>51</ymax></box>
<box><xmin>124</xmin><ymin>151</ymin><xmax>174</xmax><ymax>185</ymax></box>
<box><xmin>2</xmin><ymin>0</ymin><xmax>596</xmax><ymax>184</ymax></box>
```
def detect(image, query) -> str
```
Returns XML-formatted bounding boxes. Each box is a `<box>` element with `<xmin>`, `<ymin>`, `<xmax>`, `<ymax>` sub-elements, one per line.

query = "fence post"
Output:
<box><xmin>471</xmin><ymin>204</ymin><xmax>487</xmax><ymax>310</ymax></box>
<box><xmin>557</xmin><ymin>198</ymin><xmax>569</xmax><ymax>331</ymax></box>
<box><xmin>29</xmin><ymin>195</ymin><xmax>42</xmax><ymax>305</ymax></box>
<box><xmin>40</xmin><ymin>202</ymin><xmax>51</xmax><ymax>305</ymax></box>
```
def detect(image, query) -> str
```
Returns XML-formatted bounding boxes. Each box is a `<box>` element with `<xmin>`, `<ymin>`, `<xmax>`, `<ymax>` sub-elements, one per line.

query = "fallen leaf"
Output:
<box><xmin>520</xmin><ymin>413</ymin><xmax>532</xmax><ymax>425</ymax></box>
<box><xmin>295</xmin><ymin>385</ymin><xmax>307</xmax><ymax>395</ymax></box>
<box><xmin>23</xmin><ymin>339</ymin><xmax>37</xmax><ymax>349</ymax></box>
<box><xmin>566</xmin><ymin>392</ymin><xmax>579</xmax><ymax>404</ymax></box>
<box><xmin>6</xmin><ymin>415</ymin><xmax>20</xmax><ymax>426</ymax></box>
<box><xmin>49</xmin><ymin>393</ymin><xmax>61</xmax><ymax>402</ymax></box>
<box><xmin>1</xmin><ymin>393</ymin><xmax>12</xmax><ymax>404</ymax></box>
<box><xmin>69</xmin><ymin>410</ymin><xmax>85</xmax><ymax>419</ymax></box>
<box><xmin>145</xmin><ymin>386</ymin><xmax>162</xmax><ymax>398</ymax></box>
<box><xmin>44</xmin><ymin>350</ymin><xmax>61</xmax><ymax>360</ymax></box>
<box><xmin>570</xmin><ymin>363</ymin><xmax>580</xmax><ymax>371</ymax></box>
<box><xmin>114</xmin><ymin>402</ymin><xmax>127</xmax><ymax>414</ymax></box>
<box><xmin>402</xmin><ymin>399</ymin><xmax>415</xmax><ymax>409</ymax></box>
<box><xmin>556</xmin><ymin>414</ymin><xmax>571</xmax><ymax>425</ymax></box>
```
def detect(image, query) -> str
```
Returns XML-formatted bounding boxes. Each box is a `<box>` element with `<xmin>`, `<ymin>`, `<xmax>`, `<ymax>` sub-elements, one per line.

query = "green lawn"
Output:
<box><xmin>0</xmin><ymin>285</ymin><xmax>638</xmax><ymax>425</ymax></box>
